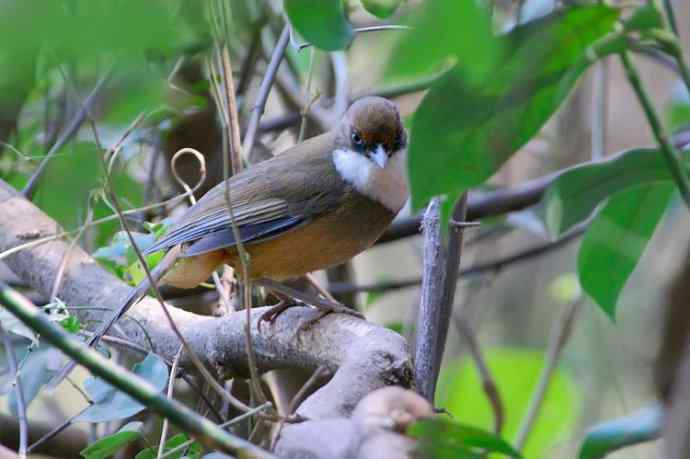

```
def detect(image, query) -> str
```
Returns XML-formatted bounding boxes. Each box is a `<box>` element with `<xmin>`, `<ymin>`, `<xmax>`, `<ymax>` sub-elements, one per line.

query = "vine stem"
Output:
<box><xmin>0</xmin><ymin>283</ymin><xmax>275</xmax><ymax>459</ymax></box>
<box><xmin>619</xmin><ymin>51</ymin><xmax>690</xmax><ymax>207</ymax></box>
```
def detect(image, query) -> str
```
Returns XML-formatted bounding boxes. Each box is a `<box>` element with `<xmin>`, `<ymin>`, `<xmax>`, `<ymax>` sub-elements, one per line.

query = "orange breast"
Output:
<box><xmin>225</xmin><ymin>193</ymin><xmax>395</xmax><ymax>280</ymax></box>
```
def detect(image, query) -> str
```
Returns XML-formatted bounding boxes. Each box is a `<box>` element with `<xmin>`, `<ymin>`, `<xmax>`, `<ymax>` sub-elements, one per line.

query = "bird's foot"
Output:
<box><xmin>257</xmin><ymin>296</ymin><xmax>299</xmax><ymax>332</ymax></box>
<box><xmin>297</xmin><ymin>300</ymin><xmax>364</xmax><ymax>334</ymax></box>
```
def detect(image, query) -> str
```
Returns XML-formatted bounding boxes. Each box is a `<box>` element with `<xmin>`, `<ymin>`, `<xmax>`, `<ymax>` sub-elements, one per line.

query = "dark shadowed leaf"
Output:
<box><xmin>407</xmin><ymin>5</ymin><xmax>619</xmax><ymax>211</ymax></box>
<box><xmin>578</xmin><ymin>405</ymin><xmax>663</xmax><ymax>459</ymax></box>
<box><xmin>543</xmin><ymin>149</ymin><xmax>676</xmax><ymax>237</ymax></box>
<box><xmin>408</xmin><ymin>418</ymin><xmax>522</xmax><ymax>458</ymax></box>
<box><xmin>578</xmin><ymin>183</ymin><xmax>674</xmax><ymax>319</ymax></box>
<box><xmin>8</xmin><ymin>345</ymin><xmax>62</xmax><ymax>415</ymax></box>
<box><xmin>81</xmin><ymin>421</ymin><xmax>143</xmax><ymax>459</ymax></box>
<box><xmin>388</xmin><ymin>0</ymin><xmax>499</xmax><ymax>82</ymax></box>
<box><xmin>284</xmin><ymin>0</ymin><xmax>354</xmax><ymax>50</ymax></box>
<box><xmin>623</xmin><ymin>4</ymin><xmax>663</xmax><ymax>31</ymax></box>
<box><xmin>75</xmin><ymin>353</ymin><xmax>168</xmax><ymax>423</ymax></box>
<box><xmin>361</xmin><ymin>0</ymin><xmax>402</xmax><ymax>19</ymax></box>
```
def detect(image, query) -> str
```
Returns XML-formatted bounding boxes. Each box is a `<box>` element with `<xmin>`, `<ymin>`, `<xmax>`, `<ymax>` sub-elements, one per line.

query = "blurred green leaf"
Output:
<box><xmin>75</xmin><ymin>353</ymin><xmax>168</xmax><ymax>423</ymax></box>
<box><xmin>81</xmin><ymin>421</ymin><xmax>143</xmax><ymax>459</ymax></box>
<box><xmin>409</xmin><ymin>418</ymin><xmax>522</xmax><ymax>458</ymax></box>
<box><xmin>361</xmin><ymin>0</ymin><xmax>403</xmax><ymax>19</ymax></box>
<box><xmin>623</xmin><ymin>4</ymin><xmax>663</xmax><ymax>32</ymax></box>
<box><xmin>543</xmin><ymin>149</ymin><xmax>676</xmax><ymax>237</ymax></box>
<box><xmin>407</xmin><ymin>5</ymin><xmax>619</xmax><ymax>211</ymax></box>
<box><xmin>0</xmin><ymin>0</ymin><xmax>183</xmax><ymax>81</ymax></box>
<box><xmin>388</xmin><ymin>0</ymin><xmax>499</xmax><ymax>82</ymax></box>
<box><xmin>33</xmin><ymin>142</ymin><xmax>101</xmax><ymax>229</ymax></box>
<box><xmin>59</xmin><ymin>315</ymin><xmax>82</xmax><ymax>334</ymax></box>
<box><xmin>436</xmin><ymin>348</ymin><xmax>580</xmax><ymax>459</ymax></box>
<box><xmin>578</xmin><ymin>405</ymin><xmax>663</xmax><ymax>459</ymax></box>
<box><xmin>284</xmin><ymin>0</ymin><xmax>354</xmax><ymax>50</ymax></box>
<box><xmin>667</xmin><ymin>81</ymin><xmax>690</xmax><ymax>132</ymax></box>
<box><xmin>80</xmin><ymin>422</ymin><xmax>144</xmax><ymax>459</ymax></box>
<box><xmin>578</xmin><ymin>183</ymin><xmax>673</xmax><ymax>319</ymax></box>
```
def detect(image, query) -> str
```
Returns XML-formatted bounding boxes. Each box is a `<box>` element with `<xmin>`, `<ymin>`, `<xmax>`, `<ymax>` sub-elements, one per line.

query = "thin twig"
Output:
<box><xmin>619</xmin><ymin>51</ymin><xmax>690</xmax><ymax>207</ymax></box>
<box><xmin>333</xmin><ymin>221</ymin><xmax>587</xmax><ymax>295</ymax></box>
<box><xmin>591</xmin><ymin>58</ymin><xmax>609</xmax><ymax>161</ymax></box>
<box><xmin>297</xmin><ymin>48</ymin><xmax>316</xmax><ymax>143</ymax></box>
<box><xmin>157</xmin><ymin>346</ymin><xmax>183</xmax><ymax>459</ymax></box>
<box><xmin>0</xmin><ymin>323</ymin><xmax>28</xmax><ymax>458</ymax></box>
<box><xmin>22</xmin><ymin>72</ymin><xmax>110</xmax><ymax>198</ymax></box>
<box><xmin>220</xmin><ymin>45</ymin><xmax>245</xmax><ymax>174</ymax></box>
<box><xmin>242</xmin><ymin>24</ymin><xmax>290</xmax><ymax>158</ymax></box>
<box><xmin>209</xmin><ymin>15</ymin><xmax>269</xmax><ymax>405</ymax></box>
<box><xmin>0</xmin><ymin>283</ymin><xmax>275</xmax><ymax>458</ymax></box>
<box><xmin>414</xmin><ymin>198</ymin><xmax>446</xmax><ymax>402</ymax></box>
<box><xmin>50</xmin><ymin>195</ymin><xmax>94</xmax><ymax>301</ymax></box>
<box><xmin>452</xmin><ymin>316</ymin><xmax>504</xmax><ymax>434</ymax></box>
<box><xmin>271</xmin><ymin>365</ymin><xmax>327</xmax><ymax>450</ymax></box>
<box><xmin>99</xmin><ymin>334</ymin><xmax>224</xmax><ymax>422</ymax></box>
<box><xmin>160</xmin><ymin>402</ymin><xmax>273</xmax><ymax>459</ymax></box>
<box><xmin>663</xmin><ymin>0</ymin><xmax>679</xmax><ymax>36</ymax></box>
<box><xmin>514</xmin><ymin>298</ymin><xmax>583</xmax><ymax>449</ymax></box>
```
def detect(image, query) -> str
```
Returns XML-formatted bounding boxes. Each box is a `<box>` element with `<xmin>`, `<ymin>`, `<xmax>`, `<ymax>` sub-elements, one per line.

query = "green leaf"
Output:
<box><xmin>388</xmin><ymin>0</ymin><xmax>500</xmax><ymax>82</ymax></box>
<box><xmin>407</xmin><ymin>5</ymin><xmax>619</xmax><ymax>211</ymax></box>
<box><xmin>284</xmin><ymin>0</ymin><xmax>354</xmax><ymax>50</ymax></box>
<box><xmin>667</xmin><ymin>81</ymin><xmax>690</xmax><ymax>132</ymax></box>
<box><xmin>623</xmin><ymin>4</ymin><xmax>663</xmax><ymax>31</ymax></box>
<box><xmin>75</xmin><ymin>353</ymin><xmax>168</xmax><ymax>423</ymax></box>
<box><xmin>543</xmin><ymin>149</ymin><xmax>675</xmax><ymax>237</ymax></box>
<box><xmin>33</xmin><ymin>142</ymin><xmax>101</xmax><ymax>229</ymax></box>
<box><xmin>361</xmin><ymin>0</ymin><xmax>402</xmax><ymax>19</ymax></box>
<box><xmin>578</xmin><ymin>405</ymin><xmax>663</xmax><ymax>459</ymax></box>
<box><xmin>0</xmin><ymin>0</ymin><xmax>184</xmax><ymax>82</ymax></box>
<box><xmin>409</xmin><ymin>418</ymin><xmax>522</xmax><ymax>458</ymax></box>
<box><xmin>135</xmin><ymin>433</ymin><xmax>200</xmax><ymax>459</ymax></box>
<box><xmin>436</xmin><ymin>348</ymin><xmax>580</xmax><ymax>459</ymax></box>
<box><xmin>81</xmin><ymin>421</ymin><xmax>143</xmax><ymax>459</ymax></box>
<box><xmin>578</xmin><ymin>183</ymin><xmax>674</xmax><ymax>319</ymax></box>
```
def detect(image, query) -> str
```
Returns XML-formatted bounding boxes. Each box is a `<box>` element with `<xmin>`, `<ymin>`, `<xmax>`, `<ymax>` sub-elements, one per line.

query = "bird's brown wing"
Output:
<box><xmin>146</xmin><ymin>132</ymin><xmax>346</xmax><ymax>256</ymax></box>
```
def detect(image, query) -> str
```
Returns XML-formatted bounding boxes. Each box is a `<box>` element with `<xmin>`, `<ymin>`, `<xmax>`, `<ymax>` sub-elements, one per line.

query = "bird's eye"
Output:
<box><xmin>351</xmin><ymin>131</ymin><xmax>363</xmax><ymax>146</ymax></box>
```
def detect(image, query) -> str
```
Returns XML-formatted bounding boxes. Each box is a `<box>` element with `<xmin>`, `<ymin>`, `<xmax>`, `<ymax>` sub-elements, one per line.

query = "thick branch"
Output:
<box><xmin>0</xmin><ymin>179</ymin><xmax>412</xmax><ymax>424</ymax></box>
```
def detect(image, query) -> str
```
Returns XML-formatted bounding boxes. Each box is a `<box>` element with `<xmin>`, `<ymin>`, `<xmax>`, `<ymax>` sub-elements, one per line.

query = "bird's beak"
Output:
<box><xmin>370</xmin><ymin>144</ymin><xmax>388</xmax><ymax>168</ymax></box>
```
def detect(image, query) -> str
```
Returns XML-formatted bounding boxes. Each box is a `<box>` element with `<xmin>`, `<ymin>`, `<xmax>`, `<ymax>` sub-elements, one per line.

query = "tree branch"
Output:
<box><xmin>0</xmin><ymin>179</ymin><xmax>413</xmax><ymax>450</ymax></box>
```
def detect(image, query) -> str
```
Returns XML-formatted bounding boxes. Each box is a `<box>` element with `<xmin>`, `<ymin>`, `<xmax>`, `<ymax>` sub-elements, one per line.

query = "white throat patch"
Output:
<box><xmin>333</xmin><ymin>148</ymin><xmax>408</xmax><ymax>213</ymax></box>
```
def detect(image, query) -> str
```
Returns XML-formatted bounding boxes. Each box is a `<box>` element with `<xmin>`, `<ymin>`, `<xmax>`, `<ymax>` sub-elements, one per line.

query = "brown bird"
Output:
<box><xmin>148</xmin><ymin>96</ymin><xmax>408</xmax><ymax>320</ymax></box>
<box><xmin>50</xmin><ymin>96</ymin><xmax>408</xmax><ymax>387</ymax></box>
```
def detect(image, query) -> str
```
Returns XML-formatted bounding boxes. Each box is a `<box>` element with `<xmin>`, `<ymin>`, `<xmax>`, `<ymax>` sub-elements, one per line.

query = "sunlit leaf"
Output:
<box><xmin>543</xmin><ymin>149</ymin><xmax>676</xmax><ymax>237</ymax></box>
<box><xmin>75</xmin><ymin>353</ymin><xmax>168</xmax><ymax>423</ymax></box>
<box><xmin>578</xmin><ymin>183</ymin><xmax>674</xmax><ymax>319</ymax></box>
<box><xmin>436</xmin><ymin>348</ymin><xmax>580</xmax><ymax>459</ymax></box>
<box><xmin>81</xmin><ymin>421</ymin><xmax>143</xmax><ymax>459</ymax></box>
<box><xmin>284</xmin><ymin>0</ymin><xmax>354</xmax><ymax>50</ymax></box>
<box><xmin>388</xmin><ymin>0</ymin><xmax>500</xmax><ymax>82</ymax></box>
<box><xmin>408</xmin><ymin>418</ymin><xmax>522</xmax><ymax>458</ymax></box>
<box><xmin>406</xmin><ymin>5</ymin><xmax>619</xmax><ymax>211</ymax></box>
<box><xmin>578</xmin><ymin>405</ymin><xmax>663</xmax><ymax>459</ymax></box>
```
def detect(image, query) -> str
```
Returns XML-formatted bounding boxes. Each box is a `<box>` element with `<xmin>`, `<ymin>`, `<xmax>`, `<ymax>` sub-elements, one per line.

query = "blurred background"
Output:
<box><xmin>0</xmin><ymin>0</ymin><xmax>689</xmax><ymax>457</ymax></box>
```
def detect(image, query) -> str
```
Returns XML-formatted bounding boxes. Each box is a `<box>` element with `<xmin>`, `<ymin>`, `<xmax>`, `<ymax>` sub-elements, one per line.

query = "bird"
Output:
<box><xmin>146</xmin><ymin>96</ymin><xmax>409</xmax><ymax>323</ymax></box>
<box><xmin>49</xmin><ymin>96</ymin><xmax>408</xmax><ymax>388</ymax></box>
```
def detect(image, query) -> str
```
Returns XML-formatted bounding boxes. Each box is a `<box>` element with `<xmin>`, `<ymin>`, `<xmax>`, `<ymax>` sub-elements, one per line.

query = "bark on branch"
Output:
<box><xmin>0</xmin><ymin>179</ymin><xmax>414</xmax><ymax>455</ymax></box>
